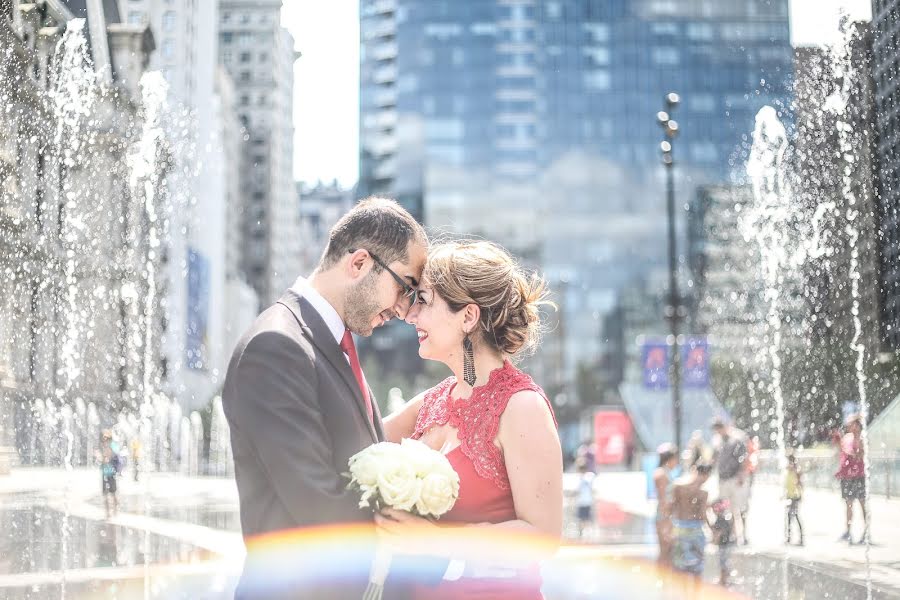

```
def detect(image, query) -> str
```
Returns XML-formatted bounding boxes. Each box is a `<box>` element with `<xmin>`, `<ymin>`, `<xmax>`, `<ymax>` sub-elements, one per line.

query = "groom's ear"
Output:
<box><xmin>346</xmin><ymin>249</ymin><xmax>370</xmax><ymax>280</ymax></box>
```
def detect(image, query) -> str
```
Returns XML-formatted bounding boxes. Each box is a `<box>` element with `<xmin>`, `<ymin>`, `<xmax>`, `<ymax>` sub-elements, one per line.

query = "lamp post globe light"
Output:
<box><xmin>658</xmin><ymin>92</ymin><xmax>683</xmax><ymax>451</ymax></box>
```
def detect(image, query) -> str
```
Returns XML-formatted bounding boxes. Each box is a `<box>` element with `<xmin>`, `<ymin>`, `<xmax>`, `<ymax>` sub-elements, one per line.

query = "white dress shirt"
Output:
<box><xmin>290</xmin><ymin>276</ymin><xmax>345</xmax><ymax>346</ymax></box>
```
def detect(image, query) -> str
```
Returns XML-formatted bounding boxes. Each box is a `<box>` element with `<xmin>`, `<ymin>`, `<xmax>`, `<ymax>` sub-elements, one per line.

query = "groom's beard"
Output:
<box><xmin>345</xmin><ymin>272</ymin><xmax>382</xmax><ymax>336</ymax></box>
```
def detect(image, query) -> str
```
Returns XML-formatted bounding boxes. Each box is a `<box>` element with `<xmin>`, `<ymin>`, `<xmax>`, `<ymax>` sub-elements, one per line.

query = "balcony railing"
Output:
<box><xmin>372</xmin><ymin>65</ymin><xmax>397</xmax><ymax>85</ymax></box>
<box><xmin>373</xmin><ymin>89</ymin><xmax>397</xmax><ymax>108</ymax></box>
<box><xmin>371</xmin><ymin>41</ymin><xmax>398</xmax><ymax>62</ymax></box>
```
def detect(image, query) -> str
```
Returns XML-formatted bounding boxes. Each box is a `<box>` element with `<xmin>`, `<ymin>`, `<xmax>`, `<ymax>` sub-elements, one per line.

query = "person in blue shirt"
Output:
<box><xmin>97</xmin><ymin>430</ymin><xmax>120</xmax><ymax>518</ymax></box>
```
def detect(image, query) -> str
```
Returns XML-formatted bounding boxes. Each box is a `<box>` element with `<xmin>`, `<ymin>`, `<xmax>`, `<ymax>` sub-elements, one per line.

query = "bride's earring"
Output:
<box><xmin>463</xmin><ymin>333</ymin><xmax>476</xmax><ymax>386</ymax></box>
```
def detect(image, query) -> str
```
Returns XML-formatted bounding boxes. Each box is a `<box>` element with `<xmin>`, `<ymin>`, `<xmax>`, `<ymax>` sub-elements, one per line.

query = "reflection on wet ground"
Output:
<box><xmin>85</xmin><ymin>495</ymin><xmax>241</xmax><ymax>533</ymax></box>
<box><xmin>0</xmin><ymin>503</ymin><xmax>224</xmax><ymax>599</ymax></box>
<box><xmin>557</xmin><ymin>498</ymin><xmax>897</xmax><ymax>599</ymax></box>
<box><xmin>0</xmin><ymin>506</ymin><xmax>211</xmax><ymax>576</ymax></box>
<box><xmin>729</xmin><ymin>553</ymin><xmax>899</xmax><ymax>600</ymax></box>
<box><xmin>0</xmin><ymin>495</ymin><xmax>894</xmax><ymax>599</ymax></box>
<box><xmin>563</xmin><ymin>499</ymin><xmax>657</xmax><ymax>545</ymax></box>
<box><xmin>0</xmin><ymin>572</ymin><xmax>235</xmax><ymax>600</ymax></box>
<box><xmin>544</xmin><ymin>549</ymin><xmax>899</xmax><ymax>599</ymax></box>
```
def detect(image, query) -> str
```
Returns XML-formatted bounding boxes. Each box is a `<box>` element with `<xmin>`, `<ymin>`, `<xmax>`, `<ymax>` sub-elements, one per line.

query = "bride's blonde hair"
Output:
<box><xmin>422</xmin><ymin>240</ymin><xmax>554</xmax><ymax>356</ymax></box>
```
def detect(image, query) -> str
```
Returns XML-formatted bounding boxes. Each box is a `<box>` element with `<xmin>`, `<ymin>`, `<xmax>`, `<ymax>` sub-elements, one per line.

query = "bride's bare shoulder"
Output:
<box><xmin>498</xmin><ymin>390</ymin><xmax>556</xmax><ymax>438</ymax></box>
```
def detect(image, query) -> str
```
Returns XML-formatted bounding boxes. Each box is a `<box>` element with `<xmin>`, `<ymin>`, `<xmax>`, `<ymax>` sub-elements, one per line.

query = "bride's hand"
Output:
<box><xmin>374</xmin><ymin>509</ymin><xmax>440</xmax><ymax>555</ymax></box>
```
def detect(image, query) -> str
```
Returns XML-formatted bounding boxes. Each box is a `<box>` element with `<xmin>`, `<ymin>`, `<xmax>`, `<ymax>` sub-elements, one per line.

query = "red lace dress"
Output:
<box><xmin>409</xmin><ymin>361</ymin><xmax>556</xmax><ymax>600</ymax></box>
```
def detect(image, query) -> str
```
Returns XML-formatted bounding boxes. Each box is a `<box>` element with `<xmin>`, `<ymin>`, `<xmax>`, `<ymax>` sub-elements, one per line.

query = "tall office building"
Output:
<box><xmin>873</xmin><ymin>2</ymin><xmax>900</xmax><ymax>350</ymax></box>
<box><xmin>219</xmin><ymin>0</ymin><xmax>301</xmax><ymax>306</ymax></box>
<box><xmin>359</xmin><ymin>0</ymin><xmax>793</xmax><ymax>396</ymax></box>
<box><xmin>687</xmin><ymin>185</ymin><xmax>762</xmax><ymax>353</ymax></box>
<box><xmin>296</xmin><ymin>181</ymin><xmax>355</xmax><ymax>275</ymax></box>
<box><xmin>119</xmin><ymin>0</ymin><xmax>202</xmax><ymax>103</ymax></box>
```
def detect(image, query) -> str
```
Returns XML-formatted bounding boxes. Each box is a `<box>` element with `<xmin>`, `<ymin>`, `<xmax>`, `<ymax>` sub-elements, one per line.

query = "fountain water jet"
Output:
<box><xmin>45</xmin><ymin>21</ymin><xmax>101</xmax><ymax>597</ymax></box>
<box><xmin>744</xmin><ymin>105</ymin><xmax>792</xmax><ymax>472</ymax></box>
<box><xmin>740</xmin><ymin>16</ymin><xmax>879</xmax><ymax>598</ymax></box>
<box><xmin>826</xmin><ymin>18</ymin><xmax>875</xmax><ymax>597</ymax></box>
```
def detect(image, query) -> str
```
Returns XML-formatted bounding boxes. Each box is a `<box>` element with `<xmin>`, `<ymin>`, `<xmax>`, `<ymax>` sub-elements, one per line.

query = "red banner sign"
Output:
<box><xmin>593</xmin><ymin>409</ymin><xmax>634</xmax><ymax>465</ymax></box>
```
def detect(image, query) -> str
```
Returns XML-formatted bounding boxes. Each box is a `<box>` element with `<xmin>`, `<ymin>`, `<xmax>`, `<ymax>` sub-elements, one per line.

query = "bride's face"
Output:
<box><xmin>405</xmin><ymin>286</ymin><xmax>466</xmax><ymax>363</ymax></box>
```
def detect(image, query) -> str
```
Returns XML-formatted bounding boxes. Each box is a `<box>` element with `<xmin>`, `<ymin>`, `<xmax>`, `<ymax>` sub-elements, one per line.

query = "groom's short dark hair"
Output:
<box><xmin>318</xmin><ymin>197</ymin><xmax>427</xmax><ymax>269</ymax></box>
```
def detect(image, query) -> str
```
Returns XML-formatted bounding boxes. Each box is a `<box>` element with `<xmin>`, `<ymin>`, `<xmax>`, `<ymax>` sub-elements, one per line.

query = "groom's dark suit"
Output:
<box><xmin>223</xmin><ymin>288</ymin><xmax>384</xmax><ymax>599</ymax></box>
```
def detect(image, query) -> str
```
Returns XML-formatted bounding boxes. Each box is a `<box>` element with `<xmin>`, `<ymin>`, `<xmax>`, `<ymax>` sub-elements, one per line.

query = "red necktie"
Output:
<box><xmin>340</xmin><ymin>329</ymin><xmax>374</xmax><ymax>424</ymax></box>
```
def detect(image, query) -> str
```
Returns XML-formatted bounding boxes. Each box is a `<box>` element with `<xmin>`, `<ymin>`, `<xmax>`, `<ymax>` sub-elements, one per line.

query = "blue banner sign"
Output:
<box><xmin>641</xmin><ymin>336</ymin><xmax>710</xmax><ymax>390</ymax></box>
<box><xmin>682</xmin><ymin>336</ymin><xmax>710</xmax><ymax>388</ymax></box>
<box><xmin>641</xmin><ymin>341</ymin><xmax>669</xmax><ymax>390</ymax></box>
<box><xmin>186</xmin><ymin>247</ymin><xmax>210</xmax><ymax>371</ymax></box>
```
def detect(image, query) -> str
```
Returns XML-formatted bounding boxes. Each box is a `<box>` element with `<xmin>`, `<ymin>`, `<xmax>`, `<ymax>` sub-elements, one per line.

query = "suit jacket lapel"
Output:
<box><xmin>277</xmin><ymin>290</ymin><xmax>378</xmax><ymax>443</ymax></box>
<box><xmin>369</xmin><ymin>386</ymin><xmax>385</xmax><ymax>442</ymax></box>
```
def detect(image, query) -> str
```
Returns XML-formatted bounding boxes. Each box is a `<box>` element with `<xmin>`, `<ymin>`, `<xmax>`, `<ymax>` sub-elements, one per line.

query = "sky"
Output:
<box><xmin>281</xmin><ymin>0</ymin><xmax>873</xmax><ymax>189</ymax></box>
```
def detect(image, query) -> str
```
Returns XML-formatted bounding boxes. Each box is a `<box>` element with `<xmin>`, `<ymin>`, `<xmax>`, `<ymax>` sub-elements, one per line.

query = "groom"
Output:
<box><xmin>223</xmin><ymin>198</ymin><xmax>428</xmax><ymax>599</ymax></box>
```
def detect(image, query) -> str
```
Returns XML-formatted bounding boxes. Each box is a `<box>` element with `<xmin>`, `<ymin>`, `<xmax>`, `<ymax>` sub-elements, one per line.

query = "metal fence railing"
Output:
<box><xmin>753</xmin><ymin>448</ymin><xmax>900</xmax><ymax>499</ymax></box>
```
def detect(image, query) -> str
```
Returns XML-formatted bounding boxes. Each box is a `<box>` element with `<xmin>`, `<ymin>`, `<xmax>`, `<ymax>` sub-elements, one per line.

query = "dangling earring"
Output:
<box><xmin>463</xmin><ymin>333</ymin><xmax>476</xmax><ymax>386</ymax></box>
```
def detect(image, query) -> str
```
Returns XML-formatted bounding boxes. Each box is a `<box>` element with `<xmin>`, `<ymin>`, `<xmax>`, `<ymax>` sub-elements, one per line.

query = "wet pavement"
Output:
<box><xmin>85</xmin><ymin>496</ymin><xmax>241</xmax><ymax>533</ymax></box>
<box><xmin>729</xmin><ymin>553</ymin><xmax>899</xmax><ymax>600</ymax></box>
<box><xmin>0</xmin><ymin>572</ymin><xmax>235</xmax><ymax>600</ymax></box>
<box><xmin>0</xmin><ymin>505</ymin><xmax>212</xmax><ymax>577</ymax></box>
<box><xmin>0</xmin><ymin>468</ymin><xmax>898</xmax><ymax>599</ymax></box>
<box><xmin>564</xmin><ymin>498</ymin><xmax>658</xmax><ymax>545</ymax></box>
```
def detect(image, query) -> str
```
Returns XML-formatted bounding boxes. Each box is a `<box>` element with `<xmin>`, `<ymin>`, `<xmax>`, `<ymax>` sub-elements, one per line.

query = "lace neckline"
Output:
<box><xmin>446</xmin><ymin>359</ymin><xmax>513</xmax><ymax>405</ymax></box>
<box><xmin>412</xmin><ymin>360</ymin><xmax>550</xmax><ymax>491</ymax></box>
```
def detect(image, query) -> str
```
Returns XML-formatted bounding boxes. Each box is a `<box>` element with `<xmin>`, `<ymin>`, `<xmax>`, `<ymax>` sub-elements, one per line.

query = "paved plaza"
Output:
<box><xmin>576</xmin><ymin>471</ymin><xmax>900</xmax><ymax>598</ymax></box>
<box><xmin>1</xmin><ymin>468</ymin><xmax>899</xmax><ymax>598</ymax></box>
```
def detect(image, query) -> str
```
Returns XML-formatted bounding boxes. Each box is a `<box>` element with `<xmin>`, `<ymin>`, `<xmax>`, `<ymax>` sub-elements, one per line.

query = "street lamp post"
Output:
<box><xmin>658</xmin><ymin>92</ymin><xmax>683</xmax><ymax>451</ymax></box>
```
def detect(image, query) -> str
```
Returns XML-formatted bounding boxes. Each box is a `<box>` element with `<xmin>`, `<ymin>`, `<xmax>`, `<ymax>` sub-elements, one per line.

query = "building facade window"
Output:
<box><xmin>162</xmin><ymin>10</ymin><xmax>176</xmax><ymax>32</ymax></box>
<box><xmin>583</xmin><ymin>70</ymin><xmax>611</xmax><ymax>90</ymax></box>
<box><xmin>689</xmin><ymin>94</ymin><xmax>716</xmax><ymax>112</ymax></box>
<box><xmin>162</xmin><ymin>38</ymin><xmax>175</xmax><ymax>59</ymax></box>
<box><xmin>651</xmin><ymin>47</ymin><xmax>680</xmax><ymax>65</ymax></box>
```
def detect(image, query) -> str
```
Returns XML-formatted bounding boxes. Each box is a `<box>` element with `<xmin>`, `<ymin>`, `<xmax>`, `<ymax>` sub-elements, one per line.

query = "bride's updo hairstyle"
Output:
<box><xmin>423</xmin><ymin>240</ymin><xmax>554</xmax><ymax>357</ymax></box>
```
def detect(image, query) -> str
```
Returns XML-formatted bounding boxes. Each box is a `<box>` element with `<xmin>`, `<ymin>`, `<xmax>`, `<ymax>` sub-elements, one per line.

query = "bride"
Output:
<box><xmin>381</xmin><ymin>240</ymin><xmax>563</xmax><ymax>599</ymax></box>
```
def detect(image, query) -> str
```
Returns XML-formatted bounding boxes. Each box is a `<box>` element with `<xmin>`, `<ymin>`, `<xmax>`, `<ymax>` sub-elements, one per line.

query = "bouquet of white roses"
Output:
<box><xmin>346</xmin><ymin>438</ymin><xmax>460</xmax><ymax>600</ymax></box>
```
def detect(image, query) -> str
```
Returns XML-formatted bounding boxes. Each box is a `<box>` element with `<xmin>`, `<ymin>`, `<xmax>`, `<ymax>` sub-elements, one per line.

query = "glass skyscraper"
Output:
<box><xmin>359</xmin><ymin>0</ymin><xmax>793</xmax><ymax>395</ymax></box>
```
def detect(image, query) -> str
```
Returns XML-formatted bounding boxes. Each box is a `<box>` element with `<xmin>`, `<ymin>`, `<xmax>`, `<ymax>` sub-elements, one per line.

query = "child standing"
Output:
<box><xmin>97</xmin><ymin>430</ymin><xmax>120</xmax><ymax>518</ymax></box>
<box><xmin>671</xmin><ymin>462</ymin><xmax>713</xmax><ymax>579</ymax></box>
<box><xmin>784</xmin><ymin>453</ymin><xmax>804</xmax><ymax>545</ymax></box>
<box><xmin>709</xmin><ymin>497</ymin><xmax>735</xmax><ymax>585</ymax></box>
<box><xmin>653</xmin><ymin>443</ymin><xmax>679</xmax><ymax>565</ymax></box>
<box><xmin>575</xmin><ymin>459</ymin><xmax>595</xmax><ymax>540</ymax></box>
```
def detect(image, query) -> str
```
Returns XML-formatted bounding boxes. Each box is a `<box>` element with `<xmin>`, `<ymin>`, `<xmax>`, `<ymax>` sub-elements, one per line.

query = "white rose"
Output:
<box><xmin>415</xmin><ymin>471</ymin><xmax>459</xmax><ymax>517</ymax></box>
<box><xmin>400</xmin><ymin>438</ymin><xmax>439</xmax><ymax>477</ymax></box>
<box><xmin>376</xmin><ymin>460</ymin><xmax>422</xmax><ymax>511</ymax></box>
<box><xmin>349</xmin><ymin>442</ymin><xmax>401</xmax><ymax>487</ymax></box>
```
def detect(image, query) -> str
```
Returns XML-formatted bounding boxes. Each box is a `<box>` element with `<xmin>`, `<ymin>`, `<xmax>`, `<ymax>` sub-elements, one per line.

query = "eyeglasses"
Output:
<box><xmin>348</xmin><ymin>249</ymin><xmax>420</xmax><ymax>307</ymax></box>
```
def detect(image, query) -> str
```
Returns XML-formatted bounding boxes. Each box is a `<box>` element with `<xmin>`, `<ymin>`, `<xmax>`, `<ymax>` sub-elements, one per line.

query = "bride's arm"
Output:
<box><xmin>484</xmin><ymin>390</ymin><xmax>563</xmax><ymax>549</ymax></box>
<box><xmin>382</xmin><ymin>391</ymin><xmax>426</xmax><ymax>443</ymax></box>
